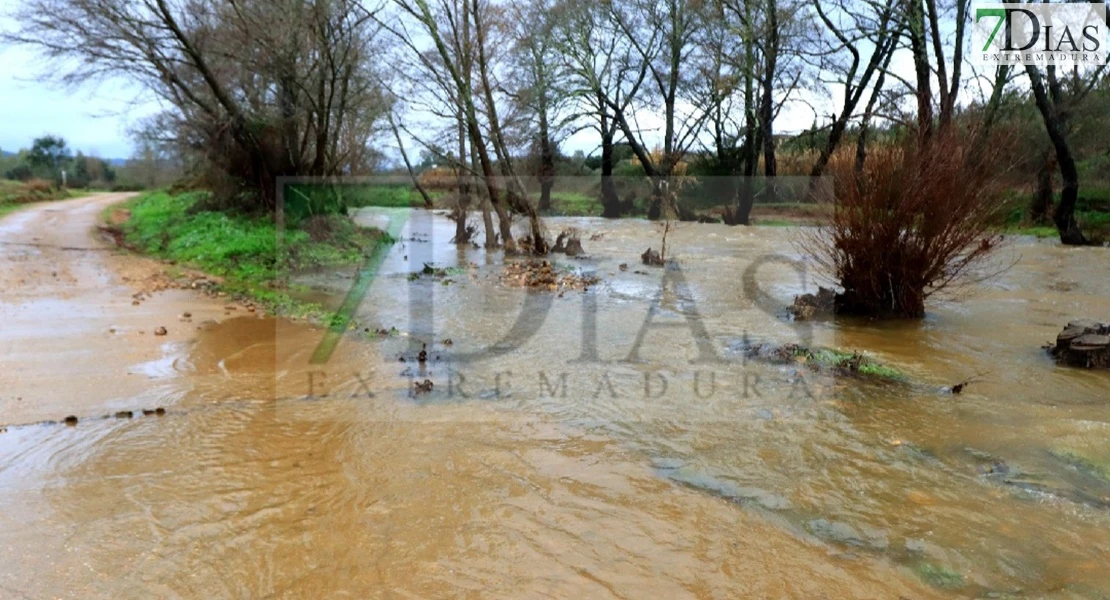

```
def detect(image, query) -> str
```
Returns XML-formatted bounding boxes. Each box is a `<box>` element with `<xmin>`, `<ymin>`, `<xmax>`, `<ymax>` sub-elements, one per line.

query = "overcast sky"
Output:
<box><xmin>0</xmin><ymin>35</ymin><xmax>157</xmax><ymax>159</ymax></box>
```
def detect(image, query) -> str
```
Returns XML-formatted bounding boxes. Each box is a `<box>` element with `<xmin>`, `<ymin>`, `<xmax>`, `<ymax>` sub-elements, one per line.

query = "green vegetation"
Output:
<box><xmin>1050</xmin><ymin>447</ymin><xmax>1110</xmax><ymax>484</ymax></box>
<box><xmin>808</xmin><ymin>348</ymin><xmax>908</xmax><ymax>381</ymax></box>
<box><xmin>112</xmin><ymin>190</ymin><xmax>393</xmax><ymax>319</ymax></box>
<box><xmin>751</xmin><ymin>343</ymin><xmax>908</xmax><ymax>381</ymax></box>
<box><xmin>538</xmin><ymin>191</ymin><xmax>600</xmax><ymax>216</ymax></box>
<box><xmin>0</xmin><ymin>179</ymin><xmax>74</xmax><ymax>217</ymax></box>
<box><xmin>1002</xmin><ymin>189</ymin><xmax>1110</xmax><ymax>242</ymax></box>
<box><xmin>913</xmin><ymin>562</ymin><xmax>965</xmax><ymax>590</ymax></box>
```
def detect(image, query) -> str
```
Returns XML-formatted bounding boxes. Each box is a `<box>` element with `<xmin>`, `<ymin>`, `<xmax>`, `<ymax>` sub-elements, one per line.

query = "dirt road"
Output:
<box><xmin>0</xmin><ymin>193</ymin><xmax>234</xmax><ymax>425</ymax></box>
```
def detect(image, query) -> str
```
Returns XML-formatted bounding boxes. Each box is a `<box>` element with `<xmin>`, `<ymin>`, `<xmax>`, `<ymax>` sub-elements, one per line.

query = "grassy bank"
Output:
<box><xmin>0</xmin><ymin>179</ymin><xmax>74</xmax><ymax>217</ymax></box>
<box><xmin>108</xmin><ymin>190</ymin><xmax>393</xmax><ymax>320</ymax></box>
<box><xmin>1002</xmin><ymin>190</ymin><xmax>1110</xmax><ymax>242</ymax></box>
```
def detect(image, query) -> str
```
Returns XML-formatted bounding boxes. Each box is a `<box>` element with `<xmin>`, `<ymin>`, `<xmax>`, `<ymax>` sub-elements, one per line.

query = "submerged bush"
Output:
<box><xmin>801</xmin><ymin>134</ymin><xmax>1009</xmax><ymax>318</ymax></box>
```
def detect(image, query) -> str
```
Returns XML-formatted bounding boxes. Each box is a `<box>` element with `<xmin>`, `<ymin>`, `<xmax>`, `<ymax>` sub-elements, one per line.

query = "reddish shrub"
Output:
<box><xmin>800</xmin><ymin>133</ymin><xmax>1010</xmax><ymax>318</ymax></box>
<box><xmin>23</xmin><ymin>178</ymin><xmax>54</xmax><ymax>194</ymax></box>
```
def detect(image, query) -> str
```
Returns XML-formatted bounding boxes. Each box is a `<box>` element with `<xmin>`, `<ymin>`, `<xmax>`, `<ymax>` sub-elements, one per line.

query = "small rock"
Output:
<box><xmin>155</xmin><ymin>407</ymin><xmax>166</xmax><ymax>416</ymax></box>
<box><xmin>641</xmin><ymin>248</ymin><xmax>664</xmax><ymax>266</ymax></box>
<box><xmin>64</xmin><ymin>415</ymin><xmax>78</xmax><ymax>426</ymax></box>
<box><xmin>114</xmin><ymin>411</ymin><xmax>134</xmax><ymax>419</ymax></box>
<box><xmin>619</xmin><ymin>263</ymin><xmax>628</xmax><ymax>271</ymax></box>
<box><xmin>182</xmin><ymin>312</ymin><xmax>192</xmax><ymax>318</ymax></box>
<box><xmin>154</xmin><ymin>326</ymin><xmax>168</xmax><ymax>336</ymax></box>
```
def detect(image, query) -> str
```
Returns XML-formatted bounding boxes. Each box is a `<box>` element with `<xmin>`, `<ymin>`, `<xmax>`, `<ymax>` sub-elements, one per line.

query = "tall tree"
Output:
<box><xmin>1025</xmin><ymin>63</ymin><xmax>1108</xmax><ymax>245</ymax></box>
<box><xmin>8</xmin><ymin>0</ymin><xmax>389</xmax><ymax>211</ymax></box>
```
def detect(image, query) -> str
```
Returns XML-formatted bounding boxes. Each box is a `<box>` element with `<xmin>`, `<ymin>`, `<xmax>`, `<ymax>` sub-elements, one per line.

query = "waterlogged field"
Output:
<box><xmin>1</xmin><ymin>203</ymin><xmax>1109</xmax><ymax>598</ymax></box>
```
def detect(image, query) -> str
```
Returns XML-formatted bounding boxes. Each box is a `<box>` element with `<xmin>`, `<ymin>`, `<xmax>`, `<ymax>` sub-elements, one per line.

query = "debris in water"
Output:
<box><xmin>1048</xmin><ymin>319</ymin><xmax>1110</xmax><ymax>368</ymax></box>
<box><xmin>114</xmin><ymin>411</ymin><xmax>134</xmax><ymax>419</ymax></box>
<box><xmin>948</xmin><ymin>371</ymin><xmax>989</xmax><ymax>395</ymax></box>
<box><xmin>641</xmin><ymin>248</ymin><xmax>664</xmax><ymax>266</ymax></box>
<box><xmin>618</xmin><ymin>263</ymin><xmax>628</xmax><ymax>271</ymax></box>
<box><xmin>418</xmin><ymin>343</ymin><xmax>427</xmax><ymax>364</ymax></box>
<box><xmin>413</xmin><ymin>379</ymin><xmax>434</xmax><ymax>395</ymax></box>
<box><xmin>501</xmin><ymin>260</ymin><xmax>599</xmax><ymax>292</ymax></box>
<box><xmin>789</xmin><ymin>287</ymin><xmax>836</xmax><ymax>321</ymax></box>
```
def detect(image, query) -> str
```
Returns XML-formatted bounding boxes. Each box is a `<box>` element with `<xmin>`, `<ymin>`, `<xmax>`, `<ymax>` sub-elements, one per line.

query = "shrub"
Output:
<box><xmin>24</xmin><ymin>178</ymin><xmax>54</xmax><ymax>194</ymax></box>
<box><xmin>800</xmin><ymin>133</ymin><xmax>1009</xmax><ymax>318</ymax></box>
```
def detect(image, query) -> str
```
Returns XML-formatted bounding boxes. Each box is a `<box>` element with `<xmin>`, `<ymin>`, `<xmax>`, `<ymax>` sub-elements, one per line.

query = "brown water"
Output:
<box><xmin>2</xmin><ymin>210</ymin><xmax>1109</xmax><ymax>598</ymax></box>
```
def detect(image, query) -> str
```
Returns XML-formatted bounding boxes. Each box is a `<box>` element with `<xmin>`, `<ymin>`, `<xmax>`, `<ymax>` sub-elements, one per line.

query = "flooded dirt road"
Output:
<box><xmin>2</xmin><ymin>202</ymin><xmax>1108</xmax><ymax>598</ymax></box>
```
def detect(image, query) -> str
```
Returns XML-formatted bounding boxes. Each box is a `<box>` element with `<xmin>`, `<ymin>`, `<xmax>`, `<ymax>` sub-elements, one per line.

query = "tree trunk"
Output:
<box><xmin>734</xmin><ymin>25</ymin><xmax>758</xmax><ymax>226</ymax></box>
<box><xmin>537</xmin><ymin>91</ymin><xmax>555</xmax><ymax>212</ymax></box>
<box><xmin>1031</xmin><ymin>149</ymin><xmax>1054</xmax><ymax>224</ymax></box>
<box><xmin>389</xmin><ymin>114</ymin><xmax>433</xmax><ymax>209</ymax></box>
<box><xmin>1026</xmin><ymin>65</ymin><xmax>1088</xmax><ymax>245</ymax></box>
<box><xmin>907</xmin><ymin>0</ymin><xmax>934</xmax><ymax>141</ymax></box>
<box><xmin>455</xmin><ymin>110</ymin><xmax>473</xmax><ymax>244</ymax></box>
<box><xmin>760</xmin><ymin>0</ymin><xmax>778</xmax><ymax>203</ymax></box>
<box><xmin>599</xmin><ymin>127</ymin><xmax>620</xmax><ymax>218</ymax></box>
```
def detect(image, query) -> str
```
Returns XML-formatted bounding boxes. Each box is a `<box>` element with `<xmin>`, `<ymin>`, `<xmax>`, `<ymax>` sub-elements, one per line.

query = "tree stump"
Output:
<box><xmin>1048</xmin><ymin>320</ymin><xmax>1110</xmax><ymax>368</ymax></box>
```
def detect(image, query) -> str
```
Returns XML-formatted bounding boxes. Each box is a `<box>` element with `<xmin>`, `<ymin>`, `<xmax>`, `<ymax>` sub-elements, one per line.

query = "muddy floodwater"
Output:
<box><xmin>2</xmin><ymin>205</ymin><xmax>1109</xmax><ymax>598</ymax></box>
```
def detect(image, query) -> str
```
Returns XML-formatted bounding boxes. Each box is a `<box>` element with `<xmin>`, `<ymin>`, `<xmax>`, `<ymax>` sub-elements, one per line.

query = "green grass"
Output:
<box><xmin>1001</xmin><ymin>191</ymin><xmax>1110</xmax><ymax>241</ymax></box>
<box><xmin>807</xmin><ymin>347</ymin><xmax>907</xmax><ymax>381</ymax></box>
<box><xmin>541</xmin><ymin>191</ymin><xmax>600</xmax><ymax>216</ymax></box>
<box><xmin>112</xmin><ymin>190</ymin><xmax>393</xmax><ymax>320</ymax></box>
<box><xmin>761</xmin><ymin>344</ymin><xmax>908</xmax><ymax>381</ymax></box>
<box><xmin>913</xmin><ymin>562</ymin><xmax>965</xmax><ymax>590</ymax></box>
<box><xmin>340</xmin><ymin>185</ymin><xmax>444</xmax><ymax>209</ymax></box>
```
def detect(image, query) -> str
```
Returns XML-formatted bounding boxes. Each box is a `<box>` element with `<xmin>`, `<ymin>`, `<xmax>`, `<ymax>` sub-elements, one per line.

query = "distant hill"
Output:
<box><xmin>0</xmin><ymin>149</ymin><xmax>126</xmax><ymax>165</ymax></box>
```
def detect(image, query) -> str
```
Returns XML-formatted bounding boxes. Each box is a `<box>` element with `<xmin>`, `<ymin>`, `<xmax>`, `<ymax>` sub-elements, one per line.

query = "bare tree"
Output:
<box><xmin>808</xmin><ymin>0</ymin><xmax>900</xmax><ymax>179</ymax></box>
<box><xmin>606</xmin><ymin>0</ymin><xmax>711</xmax><ymax>220</ymax></box>
<box><xmin>7</xmin><ymin>0</ymin><xmax>390</xmax><ymax>211</ymax></box>
<box><xmin>554</xmin><ymin>0</ymin><xmax>648</xmax><ymax>218</ymax></box>
<box><xmin>384</xmin><ymin>0</ymin><xmax>546</xmax><ymax>252</ymax></box>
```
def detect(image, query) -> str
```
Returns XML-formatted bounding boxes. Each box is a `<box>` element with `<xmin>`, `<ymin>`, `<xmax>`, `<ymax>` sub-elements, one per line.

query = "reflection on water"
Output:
<box><xmin>1</xmin><ymin>211</ymin><xmax>1109</xmax><ymax>598</ymax></box>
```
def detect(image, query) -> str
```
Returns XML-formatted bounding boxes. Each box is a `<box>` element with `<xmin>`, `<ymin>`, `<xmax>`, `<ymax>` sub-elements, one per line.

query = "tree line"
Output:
<box><xmin>5</xmin><ymin>0</ymin><xmax>1108</xmax><ymax>247</ymax></box>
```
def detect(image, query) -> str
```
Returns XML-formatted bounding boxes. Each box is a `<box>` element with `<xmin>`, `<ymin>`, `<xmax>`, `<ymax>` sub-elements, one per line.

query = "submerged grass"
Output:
<box><xmin>111</xmin><ymin>190</ymin><xmax>393</xmax><ymax>321</ymax></box>
<box><xmin>806</xmin><ymin>347</ymin><xmax>908</xmax><ymax>381</ymax></box>
<box><xmin>913</xmin><ymin>562</ymin><xmax>965</xmax><ymax>590</ymax></box>
<box><xmin>750</xmin><ymin>343</ymin><xmax>908</xmax><ymax>382</ymax></box>
<box><xmin>1049</xmin><ymin>447</ymin><xmax>1110</xmax><ymax>484</ymax></box>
